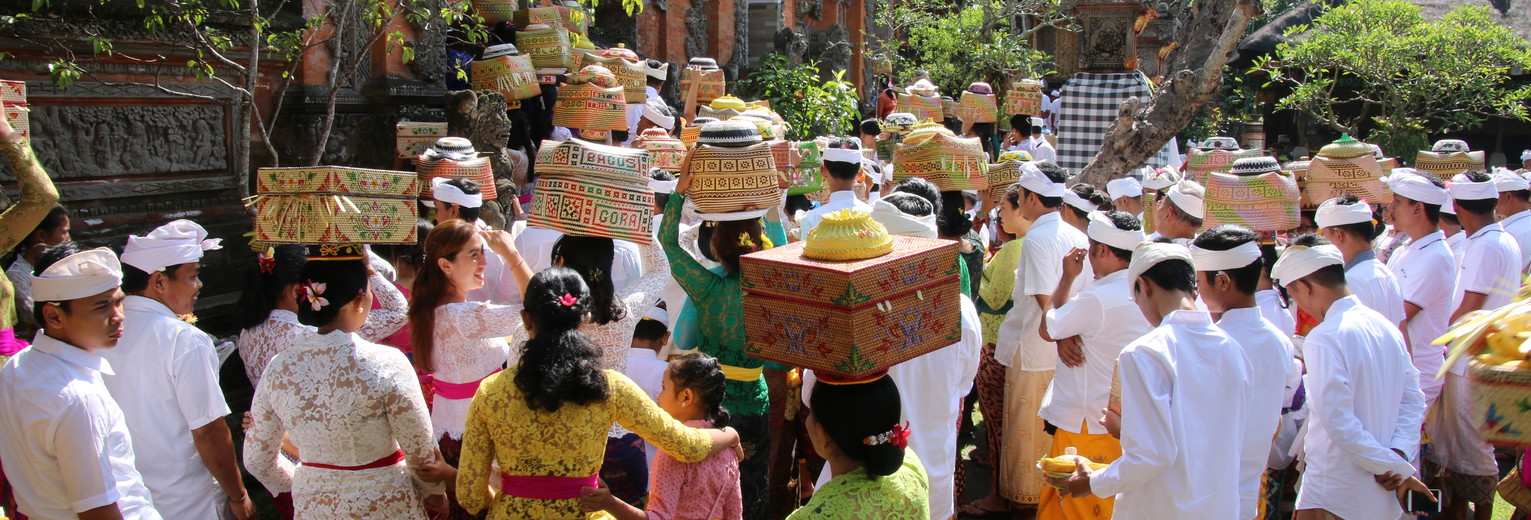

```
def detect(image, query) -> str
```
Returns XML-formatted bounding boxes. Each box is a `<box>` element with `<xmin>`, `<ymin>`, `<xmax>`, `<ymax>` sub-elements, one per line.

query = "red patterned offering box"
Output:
<box><xmin>1415</xmin><ymin>150</ymin><xmax>1486</xmax><ymax>178</ymax></box>
<box><xmin>680</xmin><ymin>68</ymin><xmax>725</xmax><ymax>103</ymax></box>
<box><xmin>530</xmin><ymin>139</ymin><xmax>654</xmax><ymax>244</ymax></box>
<box><xmin>395</xmin><ymin>122</ymin><xmax>449</xmax><ymax>159</ymax></box>
<box><xmin>740</xmin><ymin>237</ymin><xmax>962</xmax><ymax>378</ymax></box>
<box><xmin>2</xmin><ymin>80</ymin><xmax>28</xmax><ymax>139</ymax></box>
<box><xmin>1202</xmin><ymin>171</ymin><xmax>1300</xmax><ymax>232</ymax></box>
<box><xmin>418</xmin><ymin>156</ymin><xmax>496</xmax><ymax>200</ymax></box>
<box><xmin>1305</xmin><ymin>155</ymin><xmax>1391</xmax><ymax>205</ymax></box>
<box><xmin>686</xmin><ymin>142</ymin><xmax>780</xmax><ymax>214</ymax></box>
<box><xmin>253</xmin><ymin>166</ymin><xmax>420</xmax><ymax>244</ymax></box>
<box><xmin>1185</xmin><ymin>149</ymin><xmax>1260</xmax><ymax>185</ymax></box>
<box><xmin>551</xmin><ymin>82</ymin><xmax>628</xmax><ymax>131</ymax></box>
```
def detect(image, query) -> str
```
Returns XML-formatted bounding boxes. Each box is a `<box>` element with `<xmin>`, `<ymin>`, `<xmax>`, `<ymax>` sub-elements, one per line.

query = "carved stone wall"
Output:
<box><xmin>2</xmin><ymin>104</ymin><xmax>228</xmax><ymax>181</ymax></box>
<box><xmin>686</xmin><ymin>5</ymin><xmax>710</xmax><ymax>61</ymax></box>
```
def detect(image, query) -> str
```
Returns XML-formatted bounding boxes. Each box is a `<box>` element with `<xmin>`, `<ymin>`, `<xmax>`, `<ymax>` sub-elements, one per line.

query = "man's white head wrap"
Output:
<box><xmin>120</xmin><ymin>219</ymin><xmax>223</xmax><ymax>273</ymax></box>
<box><xmin>1271</xmin><ymin>244</ymin><xmax>1344</xmax><ymax>288</ymax></box>
<box><xmin>33</xmin><ymin>248</ymin><xmax>123</xmax><ymax>302</ymax></box>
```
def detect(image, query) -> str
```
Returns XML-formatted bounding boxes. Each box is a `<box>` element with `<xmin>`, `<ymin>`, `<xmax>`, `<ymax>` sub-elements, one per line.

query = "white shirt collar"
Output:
<box><xmin>125</xmin><ymin>294</ymin><xmax>178</xmax><ymax>319</ymax></box>
<box><xmin>1163</xmin><ymin>309</ymin><xmax>1214</xmax><ymax>327</ymax></box>
<box><xmin>1217</xmin><ymin>306</ymin><xmax>1264</xmax><ymax>323</ymax></box>
<box><xmin>1033</xmin><ymin>211</ymin><xmax>1062</xmax><ymax>227</ymax></box>
<box><xmin>1406</xmin><ymin>230</ymin><xmax>1447</xmax><ymax>252</ymax></box>
<box><xmin>1325</xmin><ymin>295</ymin><xmax>1362</xmax><ymax>321</ymax></box>
<box><xmin>826</xmin><ymin>190</ymin><xmax>859</xmax><ymax>205</ymax></box>
<box><xmin>1469</xmin><ymin>222</ymin><xmax>1506</xmax><ymax>241</ymax></box>
<box><xmin>1503</xmin><ymin>210</ymin><xmax>1531</xmax><ymax>227</ymax></box>
<box><xmin>31</xmin><ymin>332</ymin><xmax>113</xmax><ymax>375</ymax></box>
<box><xmin>268</xmin><ymin>309</ymin><xmax>302</xmax><ymax>326</ymax></box>
<box><xmin>1094</xmin><ymin>269</ymin><xmax>1128</xmax><ymax>284</ymax></box>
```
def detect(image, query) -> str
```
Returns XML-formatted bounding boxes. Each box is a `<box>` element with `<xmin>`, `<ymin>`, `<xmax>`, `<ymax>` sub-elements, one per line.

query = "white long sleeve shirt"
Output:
<box><xmin>1040</xmin><ymin>269</ymin><xmax>1150</xmax><ymax>434</ymax></box>
<box><xmin>1216</xmin><ymin>307</ymin><xmax>1296</xmax><ymax>520</ymax></box>
<box><xmin>1295</xmin><ymin>296</ymin><xmax>1425</xmax><ymax>520</ymax></box>
<box><xmin>1089</xmin><ymin>310</ymin><xmax>1249</xmax><ymax>520</ymax></box>
<box><xmin>1343</xmin><ymin>250</ymin><xmax>1406</xmax><ymax>327</ymax></box>
<box><xmin>995</xmin><ymin>212</ymin><xmax>1088</xmax><ymax>370</ymax></box>
<box><xmin>1387</xmin><ymin>231</ymin><xmax>1456</xmax><ymax>400</ymax></box>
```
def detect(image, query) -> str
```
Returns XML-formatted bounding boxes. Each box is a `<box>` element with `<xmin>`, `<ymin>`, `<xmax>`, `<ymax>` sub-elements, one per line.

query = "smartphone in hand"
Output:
<box><xmin>1404</xmin><ymin>489</ymin><xmax>1442</xmax><ymax>514</ymax></box>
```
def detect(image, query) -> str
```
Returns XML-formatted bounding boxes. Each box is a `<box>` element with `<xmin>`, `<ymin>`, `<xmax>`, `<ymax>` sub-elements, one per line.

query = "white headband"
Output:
<box><xmin>32</xmin><ymin>247</ymin><xmax>122</xmax><ymax>302</ymax></box>
<box><xmin>643</xmin><ymin>305</ymin><xmax>668</xmax><ymax>323</ymax></box>
<box><xmin>120</xmin><ymin>219</ymin><xmax>223</xmax><ymax>273</ymax></box>
<box><xmin>1166</xmin><ymin>180</ymin><xmax>1205</xmax><ymax>219</ymax></box>
<box><xmin>871</xmin><ymin>198</ymin><xmax>938</xmax><ymax>238</ymax></box>
<box><xmin>823</xmin><ymin>147</ymin><xmax>863</xmax><ymax>165</ymax></box>
<box><xmin>1383</xmin><ymin>169</ymin><xmax>1448</xmax><ymax>206</ymax></box>
<box><xmin>1521</xmin><ymin>149</ymin><xmax>1531</xmax><ymax>161</ymax></box>
<box><xmin>1086</xmin><ymin>211</ymin><xmax>1144</xmax><ymax>251</ymax></box>
<box><xmin>1449</xmin><ymin>176</ymin><xmax>1498</xmax><ymax>201</ymax></box>
<box><xmin>1127</xmin><ymin>242</ymin><xmax>1194</xmax><ymax>286</ymax></box>
<box><xmin>1106</xmin><ymin>177</ymin><xmax>1143</xmax><ymax>199</ymax></box>
<box><xmin>1189</xmin><ymin>241</ymin><xmax>1262</xmax><ymax>272</ymax></box>
<box><xmin>1017</xmin><ymin>162</ymin><xmax>1065</xmax><ymax>198</ymax></box>
<box><xmin>649</xmin><ymin>178</ymin><xmax>677</xmax><ymax>194</ymax></box>
<box><xmin>1272</xmin><ymin>244</ymin><xmax>1344</xmax><ymax>288</ymax></box>
<box><xmin>1495</xmin><ymin>170</ymin><xmax>1530</xmax><ymax>192</ymax></box>
<box><xmin>643</xmin><ymin>102</ymin><xmax>676</xmax><ymax>130</ymax></box>
<box><xmin>1142</xmin><ymin>166</ymin><xmax>1182</xmax><ymax>190</ymax></box>
<box><xmin>1315</xmin><ymin>198</ymin><xmax>1373</xmax><ymax>228</ymax></box>
<box><xmin>1062</xmin><ymin>190</ymin><xmax>1097</xmax><ymax>213</ymax></box>
<box><xmin>645</xmin><ymin>62</ymin><xmax>669</xmax><ymax>81</ymax></box>
<box><xmin>432</xmin><ymin>177</ymin><xmax>483</xmax><ymax>208</ymax></box>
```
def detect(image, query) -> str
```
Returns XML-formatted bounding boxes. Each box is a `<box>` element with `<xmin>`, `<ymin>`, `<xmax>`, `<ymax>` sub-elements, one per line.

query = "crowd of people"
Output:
<box><xmin>1</xmin><ymin>42</ymin><xmax>1531</xmax><ymax>520</ymax></box>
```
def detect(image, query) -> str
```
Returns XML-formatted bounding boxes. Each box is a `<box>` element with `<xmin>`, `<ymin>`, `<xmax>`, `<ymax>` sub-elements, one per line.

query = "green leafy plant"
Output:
<box><xmin>870</xmin><ymin>0</ymin><xmax>1066</xmax><ymax>93</ymax></box>
<box><xmin>737</xmin><ymin>54</ymin><xmax>860</xmax><ymax>140</ymax></box>
<box><xmin>1256</xmin><ymin>0</ymin><xmax>1531</xmax><ymax>159</ymax></box>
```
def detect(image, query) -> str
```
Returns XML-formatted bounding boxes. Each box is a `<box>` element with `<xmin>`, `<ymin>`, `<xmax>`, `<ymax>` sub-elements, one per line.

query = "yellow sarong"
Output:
<box><xmin>1036</xmin><ymin>422</ymin><xmax>1121</xmax><ymax>520</ymax></box>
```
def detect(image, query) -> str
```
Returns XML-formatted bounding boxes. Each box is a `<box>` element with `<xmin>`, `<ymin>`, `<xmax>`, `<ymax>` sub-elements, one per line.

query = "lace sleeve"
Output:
<box><xmin>358</xmin><ymin>274</ymin><xmax>407</xmax><ymax>343</ymax></box>
<box><xmin>609</xmin><ymin>371</ymin><xmax>711</xmax><ymax>464</ymax></box>
<box><xmin>455</xmin><ymin>372</ymin><xmax>500</xmax><ymax>515</ymax></box>
<box><xmin>0</xmin><ymin>140</ymin><xmax>59</xmax><ymax>256</ymax></box>
<box><xmin>380</xmin><ymin>348</ymin><xmax>444</xmax><ymax>497</ymax></box>
<box><xmin>242</xmin><ymin>379</ymin><xmax>296</xmax><ymax>493</ymax></box>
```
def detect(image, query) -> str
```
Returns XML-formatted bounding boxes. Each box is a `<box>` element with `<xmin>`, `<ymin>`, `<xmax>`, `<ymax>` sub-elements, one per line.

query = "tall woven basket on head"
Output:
<box><xmin>1415</xmin><ymin>150</ymin><xmax>1487</xmax><ymax>178</ymax></box>
<box><xmin>515</xmin><ymin>25</ymin><xmax>575</xmax><ymax>71</ymax></box>
<box><xmin>686</xmin><ymin>142</ymin><xmax>781</xmax><ymax>214</ymax></box>
<box><xmin>957</xmin><ymin>91</ymin><xmax>998</xmax><ymax>123</ymax></box>
<box><xmin>470</xmin><ymin>54</ymin><xmax>540</xmax><ymax>101</ymax></box>
<box><xmin>551</xmin><ymin>82</ymin><xmax>629</xmax><ymax>132</ymax></box>
<box><xmin>418</xmin><ymin>156</ymin><xmax>497</xmax><ymax>200</ymax></box>
<box><xmin>1201</xmin><ymin>171</ymin><xmax>1300</xmax><ymax>232</ymax></box>
<box><xmin>634</xmin><ymin>128</ymin><xmax>687</xmax><ymax>172</ymax></box>
<box><xmin>528</xmin><ymin>139</ymin><xmax>655</xmax><ymax>244</ymax></box>
<box><xmin>581</xmin><ymin>49</ymin><xmax>648</xmax><ymax>104</ymax></box>
<box><xmin>1184</xmin><ymin>149</ymin><xmax>1260</xmax><ymax>185</ymax></box>
<box><xmin>1</xmin><ymin>80</ymin><xmax>29</xmax><ymax>140</ymax></box>
<box><xmin>514</xmin><ymin>6</ymin><xmax>586</xmax><ymax>35</ymax></box>
<box><xmin>789</xmin><ymin>141</ymin><xmax>827</xmax><ymax>196</ymax></box>
<box><xmin>1003</xmin><ymin>79</ymin><xmax>1043</xmax><ymax>116</ymax></box>
<box><xmin>252</xmin><ymin>166</ymin><xmax>420</xmax><ymax>245</ymax></box>
<box><xmin>892</xmin><ymin>124</ymin><xmax>989</xmax><ymax>192</ymax></box>
<box><xmin>680</xmin><ymin>67</ymin><xmax>726</xmax><ymax>103</ymax></box>
<box><xmin>897</xmin><ymin>93</ymin><xmax>944</xmax><ymax>123</ymax></box>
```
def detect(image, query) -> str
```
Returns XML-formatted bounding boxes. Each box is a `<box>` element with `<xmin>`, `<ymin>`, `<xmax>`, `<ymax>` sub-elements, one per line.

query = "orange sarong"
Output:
<box><xmin>1036</xmin><ymin>421</ymin><xmax>1121</xmax><ymax>520</ymax></box>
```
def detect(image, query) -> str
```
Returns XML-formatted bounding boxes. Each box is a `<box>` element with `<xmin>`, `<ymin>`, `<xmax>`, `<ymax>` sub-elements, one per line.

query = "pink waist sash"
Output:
<box><xmin>433</xmin><ymin>369</ymin><xmax>501</xmax><ymax>400</ymax></box>
<box><xmin>0</xmin><ymin>328</ymin><xmax>28</xmax><ymax>357</ymax></box>
<box><xmin>499</xmin><ymin>473</ymin><xmax>598</xmax><ymax>500</ymax></box>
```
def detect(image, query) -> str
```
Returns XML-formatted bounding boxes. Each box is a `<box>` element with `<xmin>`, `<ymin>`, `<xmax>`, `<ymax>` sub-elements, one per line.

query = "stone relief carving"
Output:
<box><xmin>0</xmin><ymin>105</ymin><xmax>229</xmax><ymax>182</ymax></box>
<box><xmin>685</xmin><ymin>5</ymin><xmax>709</xmax><ymax>61</ymax></box>
<box><xmin>1081</xmin><ymin>14</ymin><xmax>1133</xmax><ymax>70</ymax></box>
<box><xmin>269</xmin><ymin>113</ymin><xmax>394</xmax><ymax>170</ymax></box>
<box><xmin>445</xmin><ymin>89</ymin><xmax>516</xmax><ymax>230</ymax></box>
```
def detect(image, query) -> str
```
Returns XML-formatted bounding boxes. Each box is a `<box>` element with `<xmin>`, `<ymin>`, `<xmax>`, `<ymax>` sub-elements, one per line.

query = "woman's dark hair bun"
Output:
<box><xmin>809</xmin><ymin>375</ymin><xmax>905</xmax><ymax>477</ymax></box>
<box><xmin>294</xmin><ymin>258</ymin><xmax>369</xmax><ymax>328</ymax></box>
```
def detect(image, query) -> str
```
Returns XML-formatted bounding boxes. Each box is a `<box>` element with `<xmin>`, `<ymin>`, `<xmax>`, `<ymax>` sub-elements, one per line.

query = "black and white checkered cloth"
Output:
<box><xmin>1056</xmin><ymin>72</ymin><xmax>1180</xmax><ymax>177</ymax></box>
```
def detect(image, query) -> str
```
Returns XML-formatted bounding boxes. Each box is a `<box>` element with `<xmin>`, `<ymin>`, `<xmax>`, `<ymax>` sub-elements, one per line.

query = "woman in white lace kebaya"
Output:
<box><xmin>236</xmin><ymin>244</ymin><xmax>410</xmax><ymax>388</ymax></box>
<box><xmin>551</xmin><ymin>235</ymin><xmax>672</xmax><ymax>503</ymax></box>
<box><xmin>244</xmin><ymin>244</ymin><xmax>445</xmax><ymax>519</ymax></box>
<box><xmin>406</xmin><ymin>219</ymin><xmax>534</xmax><ymax>518</ymax></box>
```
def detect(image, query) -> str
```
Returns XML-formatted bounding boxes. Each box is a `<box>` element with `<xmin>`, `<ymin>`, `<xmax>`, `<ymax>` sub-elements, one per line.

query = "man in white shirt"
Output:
<box><xmin>1383</xmin><ymin>168</ymin><xmax>1455</xmax><ymax>405</ymax></box>
<box><xmin>1434</xmin><ymin>170</ymin><xmax>1518</xmax><ymax>517</ymax></box>
<box><xmin>1190</xmin><ymin>225</ymin><xmax>1297</xmax><ymax>520</ymax></box>
<box><xmin>795</xmin><ymin>138</ymin><xmax>872</xmax><ymax>239</ymax></box>
<box><xmin>1494</xmin><ymin>169</ymin><xmax>1531</xmax><ymax>270</ymax></box>
<box><xmin>104</xmin><ymin>220</ymin><xmax>252</xmax><ymax>519</ymax></box>
<box><xmin>1015</xmin><ymin>117</ymin><xmax>1058</xmax><ymax>164</ymax></box>
<box><xmin>0</xmin><ymin>245</ymin><xmax>163</xmax><ymax>520</ymax></box>
<box><xmin>1273</xmin><ymin>238</ymin><xmax>1431</xmax><ymax>520</ymax></box>
<box><xmin>1316</xmin><ymin>195</ymin><xmax>1406</xmax><ymax>326</ymax></box>
<box><xmin>994</xmin><ymin>159</ymin><xmax>1087</xmax><ymax>505</ymax></box>
<box><xmin>1035</xmin><ymin>210</ymin><xmax>1150</xmax><ymax>520</ymax></box>
<box><xmin>1106</xmin><ymin>176</ymin><xmax>1144</xmax><ymax>217</ymax></box>
<box><xmin>1049</xmin><ymin>241</ymin><xmax>1249</xmax><ymax>520</ymax></box>
<box><xmin>1149</xmin><ymin>179</ymin><xmax>1204</xmax><ymax>244</ymax></box>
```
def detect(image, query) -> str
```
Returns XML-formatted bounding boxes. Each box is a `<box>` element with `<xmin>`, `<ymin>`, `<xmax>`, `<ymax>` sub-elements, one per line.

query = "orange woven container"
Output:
<box><xmin>686</xmin><ymin>143</ymin><xmax>780</xmax><ymax>213</ymax></box>
<box><xmin>581</xmin><ymin>52</ymin><xmax>647</xmax><ymax>104</ymax></box>
<box><xmin>470</xmin><ymin>54</ymin><xmax>540</xmax><ymax>101</ymax></box>
<box><xmin>551</xmin><ymin>82</ymin><xmax>629</xmax><ymax>131</ymax></box>
<box><xmin>740</xmin><ymin>237</ymin><xmax>962</xmax><ymax>377</ymax></box>
<box><xmin>680</xmin><ymin>68</ymin><xmax>726</xmax><ymax>103</ymax></box>
<box><xmin>1305</xmin><ymin>155</ymin><xmax>1391</xmax><ymax>206</ymax></box>
<box><xmin>893</xmin><ymin>131</ymin><xmax>989</xmax><ymax>192</ymax></box>
<box><xmin>680</xmin><ymin>125</ymin><xmax>702</xmax><ymax>148</ymax></box>
<box><xmin>418</xmin><ymin>156</ymin><xmax>497</xmax><ymax>200</ymax></box>
<box><xmin>897</xmin><ymin>93</ymin><xmax>943</xmax><ymax>123</ymax></box>
<box><xmin>957</xmin><ymin>92</ymin><xmax>997</xmax><ymax>123</ymax></box>
<box><xmin>1003</xmin><ymin>79</ymin><xmax>1044</xmax><ymax>116</ymax></box>
<box><xmin>253</xmin><ymin>166</ymin><xmax>420</xmax><ymax>245</ymax></box>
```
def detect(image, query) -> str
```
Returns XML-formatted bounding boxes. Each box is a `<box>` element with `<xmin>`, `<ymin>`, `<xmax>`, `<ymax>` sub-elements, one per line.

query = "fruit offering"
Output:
<box><xmin>1037</xmin><ymin>447</ymin><xmax>1109</xmax><ymax>481</ymax></box>
<box><xmin>1435</xmin><ymin>283</ymin><xmax>1531</xmax><ymax>376</ymax></box>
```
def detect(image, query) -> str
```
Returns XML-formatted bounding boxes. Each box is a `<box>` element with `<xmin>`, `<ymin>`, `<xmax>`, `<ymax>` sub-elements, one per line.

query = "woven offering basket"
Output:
<box><xmin>471</xmin><ymin>0</ymin><xmax>516</xmax><ymax>24</ymax></box>
<box><xmin>551</xmin><ymin>82</ymin><xmax>629</xmax><ymax>131</ymax></box>
<box><xmin>1</xmin><ymin>80</ymin><xmax>27</xmax><ymax>140</ymax></box>
<box><xmin>1003</xmin><ymin>79</ymin><xmax>1044</xmax><ymax>116</ymax></box>
<box><xmin>740</xmin><ymin>234</ymin><xmax>962</xmax><ymax>378</ymax></box>
<box><xmin>514</xmin><ymin>6</ymin><xmax>585</xmax><ymax>35</ymax></box>
<box><xmin>470</xmin><ymin>54</ymin><xmax>540</xmax><ymax>101</ymax></box>
<box><xmin>680</xmin><ymin>125</ymin><xmax>702</xmax><ymax>148</ymax></box>
<box><xmin>1468</xmin><ymin>360</ymin><xmax>1531</xmax><ymax>446</ymax></box>
<box><xmin>681</xmin><ymin>67</ymin><xmax>726</xmax><ymax>103</ymax></box>
<box><xmin>893</xmin><ymin>128</ymin><xmax>989</xmax><ymax>192</ymax></box>
<box><xmin>395</xmin><ymin>122</ymin><xmax>448</xmax><ymax>159</ymax></box>
<box><xmin>634</xmin><ymin>128</ymin><xmax>686</xmax><ymax>172</ymax></box>
<box><xmin>1202</xmin><ymin>171</ymin><xmax>1300</xmax><ymax>231</ymax></box>
<box><xmin>957</xmin><ymin>92</ymin><xmax>998</xmax><ymax>123</ymax></box>
<box><xmin>418</xmin><ymin>156</ymin><xmax>497</xmax><ymax>200</ymax></box>
<box><xmin>253</xmin><ymin>166</ymin><xmax>420</xmax><ymax>244</ymax></box>
<box><xmin>789</xmin><ymin>141</ymin><xmax>827</xmax><ymax>196</ymax></box>
<box><xmin>1185</xmin><ymin>149</ymin><xmax>1260</xmax><ymax>185</ymax></box>
<box><xmin>1416</xmin><ymin>150</ymin><xmax>1487</xmax><ymax>178</ymax></box>
<box><xmin>988</xmin><ymin>160</ymin><xmax>1024</xmax><ymax>191</ymax></box>
<box><xmin>686</xmin><ymin>142</ymin><xmax>780</xmax><ymax>214</ymax></box>
<box><xmin>1304</xmin><ymin>155</ymin><xmax>1391</xmax><ymax>206</ymax></box>
<box><xmin>580</xmin><ymin>52</ymin><xmax>647</xmax><ymax>104</ymax></box>
<box><xmin>897</xmin><ymin>93</ymin><xmax>944</xmax><ymax>123</ymax></box>
<box><xmin>515</xmin><ymin>26</ymin><xmax>575</xmax><ymax>71</ymax></box>
<box><xmin>529</xmin><ymin>139</ymin><xmax>654</xmax><ymax>245</ymax></box>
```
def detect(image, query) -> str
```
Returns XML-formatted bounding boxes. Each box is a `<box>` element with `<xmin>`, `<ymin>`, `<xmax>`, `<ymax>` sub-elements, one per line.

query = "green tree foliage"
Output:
<box><xmin>737</xmin><ymin>54</ymin><xmax>860</xmax><ymax>140</ymax></box>
<box><xmin>1257</xmin><ymin>0</ymin><xmax>1531</xmax><ymax>158</ymax></box>
<box><xmin>872</xmin><ymin>0</ymin><xmax>1064</xmax><ymax>94</ymax></box>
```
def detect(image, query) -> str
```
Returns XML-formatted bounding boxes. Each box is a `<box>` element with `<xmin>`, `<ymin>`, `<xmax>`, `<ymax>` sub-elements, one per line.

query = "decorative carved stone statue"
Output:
<box><xmin>445</xmin><ymin>89</ymin><xmax>517</xmax><ymax>230</ymax></box>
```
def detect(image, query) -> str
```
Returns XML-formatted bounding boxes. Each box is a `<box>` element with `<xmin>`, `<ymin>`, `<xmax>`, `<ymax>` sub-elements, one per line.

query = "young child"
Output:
<box><xmin>582</xmin><ymin>352</ymin><xmax>743</xmax><ymax>520</ymax></box>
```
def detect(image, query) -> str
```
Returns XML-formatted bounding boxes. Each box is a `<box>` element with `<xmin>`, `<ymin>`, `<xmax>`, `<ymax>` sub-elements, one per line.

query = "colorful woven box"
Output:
<box><xmin>957</xmin><ymin>91</ymin><xmax>998</xmax><ymax>123</ymax></box>
<box><xmin>1</xmin><ymin>80</ymin><xmax>28</xmax><ymax>140</ymax></box>
<box><xmin>1285</xmin><ymin>159</ymin><xmax>1315</xmax><ymax>207</ymax></box>
<box><xmin>893</xmin><ymin>125</ymin><xmax>989</xmax><ymax>192</ymax></box>
<box><xmin>581</xmin><ymin>51</ymin><xmax>647</xmax><ymax>104</ymax></box>
<box><xmin>789</xmin><ymin>141</ymin><xmax>827</xmax><ymax>196</ymax></box>
<box><xmin>680</xmin><ymin>67</ymin><xmax>726</xmax><ymax>103</ymax></box>
<box><xmin>1003</xmin><ymin>79</ymin><xmax>1044</xmax><ymax>116</ymax></box>
<box><xmin>634</xmin><ymin>128</ymin><xmax>686</xmax><ymax>172</ymax></box>
<box><xmin>470</xmin><ymin>54</ymin><xmax>540</xmax><ymax>102</ymax></box>
<box><xmin>941</xmin><ymin>97</ymin><xmax>958</xmax><ymax>120</ymax></box>
<box><xmin>551</xmin><ymin>82</ymin><xmax>629</xmax><ymax>132</ymax></box>
<box><xmin>740</xmin><ymin>235</ymin><xmax>962</xmax><ymax>378</ymax></box>
<box><xmin>253</xmin><ymin>166</ymin><xmax>420</xmax><ymax>244</ymax></box>
<box><xmin>1184</xmin><ymin>149</ymin><xmax>1261</xmax><ymax>184</ymax></box>
<box><xmin>987</xmin><ymin>160</ymin><xmax>1024</xmax><ymax>190</ymax></box>
<box><xmin>529</xmin><ymin>139</ymin><xmax>654</xmax><ymax>245</ymax></box>
<box><xmin>395</xmin><ymin>122</ymin><xmax>449</xmax><ymax>159</ymax></box>
<box><xmin>1202</xmin><ymin>171</ymin><xmax>1300</xmax><ymax>231</ymax></box>
<box><xmin>687</xmin><ymin>142</ymin><xmax>780</xmax><ymax>214</ymax></box>
<box><xmin>1416</xmin><ymin>150</ymin><xmax>1486</xmax><ymax>178</ymax></box>
<box><xmin>768</xmin><ymin>139</ymin><xmax>794</xmax><ymax>176</ymax></box>
<box><xmin>471</xmin><ymin>0</ymin><xmax>516</xmax><ymax>24</ymax></box>
<box><xmin>514</xmin><ymin>6</ymin><xmax>586</xmax><ymax>35</ymax></box>
<box><xmin>418</xmin><ymin>156</ymin><xmax>496</xmax><ymax>200</ymax></box>
<box><xmin>1468</xmin><ymin>360</ymin><xmax>1531</xmax><ymax>446</ymax></box>
<box><xmin>680</xmin><ymin>125</ymin><xmax>702</xmax><ymax>148</ymax></box>
<box><xmin>1305</xmin><ymin>155</ymin><xmax>1391</xmax><ymax>205</ymax></box>
<box><xmin>515</xmin><ymin>25</ymin><xmax>575</xmax><ymax>71</ymax></box>
<box><xmin>897</xmin><ymin>93</ymin><xmax>943</xmax><ymax>123</ymax></box>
